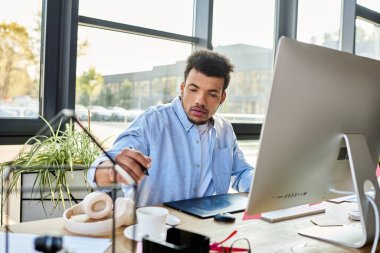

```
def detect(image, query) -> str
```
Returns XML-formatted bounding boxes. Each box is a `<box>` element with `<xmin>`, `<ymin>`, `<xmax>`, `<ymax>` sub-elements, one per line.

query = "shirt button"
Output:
<box><xmin>196</xmin><ymin>164</ymin><xmax>200</xmax><ymax>167</ymax></box>
<box><xmin>194</xmin><ymin>187</ymin><xmax>196</xmax><ymax>192</ymax></box>
<box><xmin>196</xmin><ymin>140</ymin><xmax>199</xmax><ymax>143</ymax></box>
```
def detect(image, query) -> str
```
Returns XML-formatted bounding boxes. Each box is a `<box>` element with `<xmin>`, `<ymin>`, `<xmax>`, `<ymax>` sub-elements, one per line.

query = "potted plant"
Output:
<box><xmin>0</xmin><ymin>116</ymin><xmax>103</xmax><ymax>218</ymax></box>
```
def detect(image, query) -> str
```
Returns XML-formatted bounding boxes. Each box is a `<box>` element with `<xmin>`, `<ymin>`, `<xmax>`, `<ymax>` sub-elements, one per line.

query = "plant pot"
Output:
<box><xmin>20</xmin><ymin>168</ymin><xmax>90</xmax><ymax>222</ymax></box>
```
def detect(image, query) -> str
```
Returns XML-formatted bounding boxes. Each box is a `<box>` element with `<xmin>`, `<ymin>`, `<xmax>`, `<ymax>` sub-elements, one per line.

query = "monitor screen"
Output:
<box><xmin>246</xmin><ymin>37</ymin><xmax>380</xmax><ymax>216</ymax></box>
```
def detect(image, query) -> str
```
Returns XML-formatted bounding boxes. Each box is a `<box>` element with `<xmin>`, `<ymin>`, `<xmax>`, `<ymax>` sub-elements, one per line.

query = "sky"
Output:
<box><xmin>1</xmin><ymin>1</ymin><xmax>40</xmax><ymax>27</ymax></box>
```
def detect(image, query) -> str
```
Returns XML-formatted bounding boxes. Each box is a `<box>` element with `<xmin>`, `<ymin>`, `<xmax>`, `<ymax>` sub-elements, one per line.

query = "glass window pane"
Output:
<box><xmin>0</xmin><ymin>0</ymin><xmax>42</xmax><ymax>118</ymax></box>
<box><xmin>355</xmin><ymin>18</ymin><xmax>380</xmax><ymax>60</ymax></box>
<box><xmin>297</xmin><ymin>0</ymin><xmax>341</xmax><ymax>50</ymax></box>
<box><xmin>212</xmin><ymin>0</ymin><xmax>275</xmax><ymax>124</ymax></box>
<box><xmin>357</xmin><ymin>0</ymin><xmax>380</xmax><ymax>13</ymax></box>
<box><xmin>76</xmin><ymin>26</ymin><xmax>191</xmax><ymax>142</ymax></box>
<box><xmin>238</xmin><ymin>140</ymin><xmax>260</xmax><ymax>166</ymax></box>
<box><xmin>79</xmin><ymin>0</ymin><xmax>194</xmax><ymax>36</ymax></box>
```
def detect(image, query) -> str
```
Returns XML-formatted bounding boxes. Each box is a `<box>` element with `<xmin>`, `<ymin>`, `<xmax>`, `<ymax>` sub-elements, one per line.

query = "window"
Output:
<box><xmin>297</xmin><ymin>0</ymin><xmax>342</xmax><ymax>49</ymax></box>
<box><xmin>76</xmin><ymin>1</ymin><xmax>195</xmax><ymax>142</ymax></box>
<box><xmin>212</xmin><ymin>0</ymin><xmax>275</xmax><ymax>160</ymax></box>
<box><xmin>0</xmin><ymin>0</ymin><xmax>79</xmax><ymax>144</ymax></box>
<box><xmin>0</xmin><ymin>0</ymin><xmax>42</xmax><ymax>119</ymax></box>
<box><xmin>212</xmin><ymin>0</ymin><xmax>275</xmax><ymax>124</ymax></box>
<box><xmin>75</xmin><ymin>0</ymin><xmax>276</xmax><ymax>144</ymax></box>
<box><xmin>76</xmin><ymin>26</ymin><xmax>191</xmax><ymax>142</ymax></box>
<box><xmin>355</xmin><ymin>19</ymin><xmax>380</xmax><ymax>60</ymax></box>
<box><xmin>2</xmin><ymin>0</ymin><xmax>376</xmax><ymax>146</ymax></box>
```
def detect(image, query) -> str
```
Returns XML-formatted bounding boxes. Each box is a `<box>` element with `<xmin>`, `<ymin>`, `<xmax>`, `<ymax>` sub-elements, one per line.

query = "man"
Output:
<box><xmin>88</xmin><ymin>50</ymin><xmax>254</xmax><ymax>206</ymax></box>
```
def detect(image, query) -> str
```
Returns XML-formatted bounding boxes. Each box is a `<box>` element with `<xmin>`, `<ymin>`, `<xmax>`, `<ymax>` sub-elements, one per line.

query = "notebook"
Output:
<box><xmin>163</xmin><ymin>193</ymin><xmax>248</xmax><ymax>218</ymax></box>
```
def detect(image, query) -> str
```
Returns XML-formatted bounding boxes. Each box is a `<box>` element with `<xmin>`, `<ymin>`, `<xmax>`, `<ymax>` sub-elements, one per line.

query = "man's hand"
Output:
<box><xmin>95</xmin><ymin>148</ymin><xmax>151</xmax><ymax>186</ymax></box>
<box><xmin>114</xmin><ymin>148</ymin><xmax>151</xmax><ymax>183</ymax></box>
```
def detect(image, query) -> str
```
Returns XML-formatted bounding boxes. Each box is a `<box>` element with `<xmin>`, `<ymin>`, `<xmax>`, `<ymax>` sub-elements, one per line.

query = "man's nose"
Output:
<box><xmin>194</xmin><ymin>92</ymin><xmax>207</xmax><ymax>106</ymax></box>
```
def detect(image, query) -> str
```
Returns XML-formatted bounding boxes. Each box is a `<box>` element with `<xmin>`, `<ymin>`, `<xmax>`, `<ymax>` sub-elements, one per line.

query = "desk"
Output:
<box><xmin>3</xmin><ymin>201</ymin><xmax>376</xmax><ymax>252</ymax></box>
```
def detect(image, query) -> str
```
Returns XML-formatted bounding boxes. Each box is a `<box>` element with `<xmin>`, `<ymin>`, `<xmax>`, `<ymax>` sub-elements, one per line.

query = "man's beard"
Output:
<box><xmin>188</xmin><ymin>117</ymin><xmax>208</xmax><ymax>125</ymax></box>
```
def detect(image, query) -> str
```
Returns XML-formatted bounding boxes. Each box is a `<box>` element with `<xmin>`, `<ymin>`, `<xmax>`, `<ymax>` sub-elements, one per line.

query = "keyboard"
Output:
<box><xmin>261</xmin><ymin>204</ymin><xmax>326</xmax><ymax>223</ymax></box>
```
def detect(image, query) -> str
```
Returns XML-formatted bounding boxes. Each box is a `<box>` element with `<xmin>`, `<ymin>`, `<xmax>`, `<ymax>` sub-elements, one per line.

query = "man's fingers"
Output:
<box><xmin>108</xmin><ymin>163</ymin><xmax>139</xmax><ymax>185</ymax></box>
<box><xmin>114</xmin><ymin>152</ymin><xmax>149</xmax><ymax>183</ymax></box>
<box><xmin>108</xmin><ymin>148</ymin><xmax>152</xmax><ymax>184</ymax></box>
<box><xmin>121</xmin><ymin>148</ymin><xmax>151</xmax><ymax>169</ymax></box>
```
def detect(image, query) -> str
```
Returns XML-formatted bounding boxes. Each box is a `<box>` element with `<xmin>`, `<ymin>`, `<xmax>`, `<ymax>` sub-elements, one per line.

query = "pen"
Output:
<box><xmin>129</xmin><ymin>146</ymin><xmax>149</xmax><ymax>176</ymax></box>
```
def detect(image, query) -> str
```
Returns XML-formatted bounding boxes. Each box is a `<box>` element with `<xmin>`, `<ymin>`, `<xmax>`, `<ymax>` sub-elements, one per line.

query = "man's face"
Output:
<box><xmin>180</xmin><ymin>68</ymin><xmax>226</xmax><ymax>125</ymax></box>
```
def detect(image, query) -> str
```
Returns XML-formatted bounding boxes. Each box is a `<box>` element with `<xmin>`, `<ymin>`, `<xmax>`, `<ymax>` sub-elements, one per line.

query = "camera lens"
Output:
<box><xmin>34</xmin><ymin>236</ymin><xmax>63</xmax><ymax>253</ymax></box>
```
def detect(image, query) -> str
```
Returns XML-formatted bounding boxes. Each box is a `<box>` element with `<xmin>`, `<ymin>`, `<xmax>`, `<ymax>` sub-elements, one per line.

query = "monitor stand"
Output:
<box><xmin>298</xmin><ymin>134</ymin><xmax>380</xmax><ymax>248</ymax></box>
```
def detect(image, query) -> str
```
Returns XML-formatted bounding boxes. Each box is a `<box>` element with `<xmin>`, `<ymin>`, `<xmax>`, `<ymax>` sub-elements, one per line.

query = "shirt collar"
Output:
<box><xmin>172</xmin><ymin>96</ymin><xmax>215</xmax><ymax>132</ymax></box>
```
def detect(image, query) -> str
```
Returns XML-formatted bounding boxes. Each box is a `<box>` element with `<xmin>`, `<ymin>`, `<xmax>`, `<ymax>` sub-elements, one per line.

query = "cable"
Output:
<box><xmin>1</xmin><ymin>168</ymin><xmax>3</xmax><ymax>226</ymax></box>
<box><xmin>1</xmin><ymin>166</ymin><xmax>14</xmax><ymax>253</ymax></box>
<box><xmin>131</xmin><ymin>184</ymin><xmax>139</xmax><ymax>253</ymax></box>
<box><xmin>111</xmin><ymin>187</ymin><xmax>117</xmax><ymax>253</ymax></box>
<box><xmin>328</xmin><ymin>187</ymin><xmax>355</xmax><ymax>195</ymax></box>
<box><xmin>1</xmin><ymin>166</ymin><xmax>12</xmax><ymax>253</ymax></box>
<box><xmin>366</xmin><ymin>194</ymin><xmax>379</xmax><ymax>253</ymax></box>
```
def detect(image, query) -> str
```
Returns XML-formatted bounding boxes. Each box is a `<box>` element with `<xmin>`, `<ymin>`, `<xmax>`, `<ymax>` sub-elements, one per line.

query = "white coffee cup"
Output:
<box><xmin>136</xmin><ymin>206</ymin><xmax>169</xmax><ymax>240</ymax></box>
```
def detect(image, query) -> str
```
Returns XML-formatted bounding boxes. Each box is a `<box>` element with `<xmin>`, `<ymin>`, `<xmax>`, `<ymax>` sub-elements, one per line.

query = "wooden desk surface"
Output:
<box><xmin>4</xmin><ymin>201</ymin><xmax>376</xmax><ymax>252</ymax></box>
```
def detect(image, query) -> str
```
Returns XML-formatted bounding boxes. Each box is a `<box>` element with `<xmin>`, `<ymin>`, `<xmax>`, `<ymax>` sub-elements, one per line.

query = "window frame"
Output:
<box><xmin>357</xmin><ymin>2</ymin><xmax>380</xmax><ymax>24</ymax></box>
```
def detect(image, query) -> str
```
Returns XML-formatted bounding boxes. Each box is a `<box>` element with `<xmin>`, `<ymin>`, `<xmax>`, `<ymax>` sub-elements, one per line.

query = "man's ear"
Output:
<box><xmin>180</xmin><ymin>83</ymin><xmax>185</xmax><ymax>93</ymax></box>
<box><xmin>220</xmin><ymin>91</ymin><xmax>226</xmax><ymax>104</ymax></box>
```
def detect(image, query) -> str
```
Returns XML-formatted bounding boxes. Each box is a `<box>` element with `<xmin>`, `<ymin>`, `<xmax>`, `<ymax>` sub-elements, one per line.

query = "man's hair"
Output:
<box><xmin>184</xmin><ymin>49</ymin><xmax>234</xmax><ymax>91</ymax></box>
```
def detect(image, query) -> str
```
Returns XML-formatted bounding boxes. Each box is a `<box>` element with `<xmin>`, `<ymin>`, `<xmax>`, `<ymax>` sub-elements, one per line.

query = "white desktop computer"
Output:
<box><xmin>246</xmin><ymin>37</ymin><xmax>380</xmax><ymax>249</ymax></box>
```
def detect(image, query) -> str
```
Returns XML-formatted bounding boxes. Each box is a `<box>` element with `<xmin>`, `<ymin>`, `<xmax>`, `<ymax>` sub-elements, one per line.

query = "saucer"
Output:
<box><xmin>124</xmin><ymin>224</ymin><xmax>169</xmax><ymax>242</ymax></box>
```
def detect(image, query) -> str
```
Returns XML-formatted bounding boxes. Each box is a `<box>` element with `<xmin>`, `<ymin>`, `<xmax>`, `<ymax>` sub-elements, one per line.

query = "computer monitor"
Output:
<box><xmin>246</xmin><ymin>37</ymin><xmax>380</xmax><ymax>248</ymax></box>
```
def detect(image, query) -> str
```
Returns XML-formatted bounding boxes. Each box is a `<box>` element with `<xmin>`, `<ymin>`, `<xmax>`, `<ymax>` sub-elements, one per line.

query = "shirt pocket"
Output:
<box><xmin>212</xmin><ymin>147</ymin><xmax>233</xmax><ymax>194</ymax></box>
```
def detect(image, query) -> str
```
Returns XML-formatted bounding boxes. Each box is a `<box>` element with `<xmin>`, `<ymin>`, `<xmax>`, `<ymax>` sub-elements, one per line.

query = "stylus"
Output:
<box><xmin>114</xmin><ymin>164</ymin><xmax>136</xmax><ymax>185</ymax></box>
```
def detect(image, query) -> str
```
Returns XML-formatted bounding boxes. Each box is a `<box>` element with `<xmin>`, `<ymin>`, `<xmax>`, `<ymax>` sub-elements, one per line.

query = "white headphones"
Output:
<box><xmin>63</xmin><ymin>191</ymin><xmax>134</xmax><ymax>236</ymax></box>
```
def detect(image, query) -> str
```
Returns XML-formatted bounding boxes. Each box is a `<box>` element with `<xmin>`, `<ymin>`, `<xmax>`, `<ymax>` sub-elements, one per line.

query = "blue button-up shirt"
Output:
<box><xmin>88</xmin><ymin>96</ymin><xmax>254</xmax><ymax>206</ymax></box>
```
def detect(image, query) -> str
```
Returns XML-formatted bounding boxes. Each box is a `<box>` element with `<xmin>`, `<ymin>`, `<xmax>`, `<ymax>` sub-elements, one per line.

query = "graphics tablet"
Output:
<box><xmin>163</xmin><ymin>193</ymin><xmax>247</xmax><ymax>219</ymax></box>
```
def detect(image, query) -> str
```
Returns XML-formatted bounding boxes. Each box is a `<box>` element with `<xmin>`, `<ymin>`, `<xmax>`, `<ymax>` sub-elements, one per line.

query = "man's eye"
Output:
<box><xmin>209</xmin><ymin>93</ymin><xmax>218</xmax><ymax>97</ymax></box>
<box><xmin>189</xmin><ymin>88</ymin><xmax>197</xmax><ymax>92</ymax></box>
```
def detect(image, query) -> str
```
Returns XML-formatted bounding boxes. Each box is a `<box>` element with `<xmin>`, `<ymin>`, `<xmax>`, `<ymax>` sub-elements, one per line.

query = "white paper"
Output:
<box><xmin>0</xmin><ymin>232</ymin><xmax>110</xmax><ymax>253</ymax></box>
